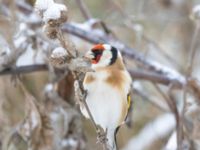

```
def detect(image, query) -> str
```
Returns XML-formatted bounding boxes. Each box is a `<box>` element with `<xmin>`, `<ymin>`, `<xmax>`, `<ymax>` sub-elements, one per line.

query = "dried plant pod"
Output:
<box><xmin>43</xmin><ymin>2</ymin><xmax>68</xmax><ymax>25</ymax></box>
<box><xmin>50</xmin><ymin>47</ymin><xmax>68</xmax><ymax>67</ymax></box>
<box><xmin>43</xmin><ymin>24</ymin><xmax>58</xmax><ymax>39</ymax></box>
<box><xmin>47</xmin><ymin>10</ymin><xmax>68</xmax><ymax>27</ymax></box>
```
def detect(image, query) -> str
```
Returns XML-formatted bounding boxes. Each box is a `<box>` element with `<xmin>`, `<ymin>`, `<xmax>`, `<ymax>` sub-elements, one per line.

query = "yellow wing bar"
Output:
<box><xmin>127</xmin><ymin>93</ymin><xmax>131</xmax><ymax>109</ymax></box>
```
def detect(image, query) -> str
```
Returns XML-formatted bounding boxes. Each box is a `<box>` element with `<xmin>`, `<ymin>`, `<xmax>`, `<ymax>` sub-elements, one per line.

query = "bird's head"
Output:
<box><xmin>85</xmin><ymin>44</ymin><xmax>119</xmax><ymax>68</ymax></box>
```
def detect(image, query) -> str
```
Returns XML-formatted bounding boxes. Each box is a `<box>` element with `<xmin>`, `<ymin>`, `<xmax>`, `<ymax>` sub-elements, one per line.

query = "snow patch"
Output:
<box><xmin>165</xmin><ymin>132</ymin><xmax>177</xmax><ymax>150</ymax></box>
<box><xmin>16</xmin><ymin>45</ymin><xmax>45</xmax><ymax>66</ymax></box>
<box><xmin>51</xmin><ymin>47</ymin><xmax>67</xmax><ymax>58</ymax></box>
<box><xmin>35</xmin><ymin>0</ymin><xmax>54</xmax><ymax>11</ymax></box>
<box><xmin>44</xmin><ymin>83</ymin><xmax>54</xmax><ymax>93</ymax></box>
<box><xmin>150</xmin><ymin>60</ymin><xmax>186</xmax><ymax>84</ymax></box>
<box><xmin>71</xmin><ymin>19</ymin><xmax>105</xmax><ymax>37</ymax></box>
<box><xmin>61</xmin><ymin>138</ymin><xmax>77</xmax><ymax>147</ymax></box>
<box><xmin>43</xmin><ymin>3</ymin><xmax>67</xmax><ymax>22</ymax></box>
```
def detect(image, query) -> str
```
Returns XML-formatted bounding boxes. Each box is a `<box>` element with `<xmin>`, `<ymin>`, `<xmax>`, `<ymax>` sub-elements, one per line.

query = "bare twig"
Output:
<box><xmin>75</xmin><ymin>0</ymin><xmax>113</xmax><ymax>35</ymax></box>
<box><xmin>62</xmin><ymin>23</ymin><xmax>186</xmax><ymax>83</ymax></box>
<box><xmin>0</xmin><ymin>64</ymin><xmax>48</xmax><ymax>75</ymax></box>
<box><xmin>181</xmin><ymin>19</ymin><xmax>200</xmax><ymax>150</ymax></box>
<box><xmin>15</xmin><ymin>2</ymin><xmax>187</xmax><ymax>89</ymax></box>
<box><xmin>0</xmin><ymin>64</ymin><xmax>183</xmax><ymax>89</ymax></box>
<box><xmin>133</xmin><ymin>85</ymin><xmax>169</xmax><ymax>112</ymax></box>
<box><xmin>142</xmin><ymin>35</ymin><xmax>182</xmax><ymax>69</ymax></box>
<box><xmin>186</xmin><ymin>22</ymin><xmax>200</xmax><ymax>76</ymax></box>
<box><xmin>130</xmin><ymin>69</ymin><xmax>183</xmax><ymax>88</ymax></box>
<box><xmin>56</xmin><ymin>29</ymin><xmax>75</xmax><ymax>58</ymax></box>
<box><xmin>153</xmin><ymin>84</ymin><xmax>182</xmax><ymax>150</ymax></box>
<box><xmin>75</xmin><ymin>0</ymin><xmax>92</xmax><ymax>20</ymax></box>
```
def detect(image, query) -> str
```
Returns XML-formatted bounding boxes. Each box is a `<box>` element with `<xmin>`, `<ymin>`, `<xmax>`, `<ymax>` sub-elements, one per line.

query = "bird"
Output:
<box><xmin>80</xmin><ymin>44</ymin><xmax>132</xmax><ymax>150</ymax></box>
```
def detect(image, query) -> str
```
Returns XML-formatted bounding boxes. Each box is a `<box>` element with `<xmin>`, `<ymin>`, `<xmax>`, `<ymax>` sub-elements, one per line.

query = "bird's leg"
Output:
<box><xmin>97</xmin><ymin>128</ymin><xmax>108</xmax><ymax>144</ymax></box>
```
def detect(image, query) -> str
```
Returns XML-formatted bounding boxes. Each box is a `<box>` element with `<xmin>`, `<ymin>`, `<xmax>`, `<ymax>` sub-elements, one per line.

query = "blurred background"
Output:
<box><xmin>0</xmin><ymin>0</ymin><xmax>200</xmax><ymax>150</ymax></box>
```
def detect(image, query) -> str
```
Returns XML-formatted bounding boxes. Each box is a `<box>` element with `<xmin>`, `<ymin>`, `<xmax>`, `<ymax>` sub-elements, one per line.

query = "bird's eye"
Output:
<box><xmin>93</xmin><ymin>50</ymin><xmax>103</xmax><ymax>55</ymax></box>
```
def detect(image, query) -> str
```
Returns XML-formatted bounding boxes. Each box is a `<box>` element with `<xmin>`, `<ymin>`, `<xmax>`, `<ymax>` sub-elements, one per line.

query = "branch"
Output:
<box><xmin>0</xmin><ymin>64</ymin><xmax>48</xmax><ymax>75</ymax></box>
<box><xmin>62</xmin><ymin>23</ymin><xmax>186</xmax><ymax>86</ymax></box>
<box><xmin>75</xmin><ymin>0</ymin><xmax>92</xmax><ymax>20</ymax></box>
<box><xmin>0</xmin><ymin>64</ymin><xmax>182</xmax><ymax>88</ymax></box>
<box><xmin>16</xmin><ymin>1</ymin><xmax>187</xmax><ymax>88</ymax></box>
<box><xmin>153</xmin><ymin>84</ymin><xmax>182</xmax><ymax>150</ymax></box>
<box><xmin>130</xmin><ymin>70</ymin><xmax>183</xmax><ymax>88</ymax></box>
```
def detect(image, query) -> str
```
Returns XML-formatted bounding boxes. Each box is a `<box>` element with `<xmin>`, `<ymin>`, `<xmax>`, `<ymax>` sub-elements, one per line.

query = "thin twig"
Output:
<box><xmin>153</xmin><ymin>83</ymin><xmax>182</xmax><ymax>150</ymax></box>
<box><xmin>75</xmin><ymin>0</ymin><xmax>92</xmax><ymax>20</ymax></box>
<box><xmin>181</xmin><ymin>21</ymin><xmax>200</xmax><ymax>150</ymax></box>
<box><xmin>15</xmin><ymin>2</ymin><xmax>187</xmax><ymax>89</ymax></box>
<box><xmin>57</xmin><ymin>29</ymin><xmax>74</xmax><ymax>58</ymax></box>
<box><xmin>129</xmin><ymin>69</ymin><xmax>183</xmax><ymax>88</ymax></box>
<box><xmin>75</xmin><ymin>0</ymin><xmax>113</xmax><ymax>36</ymax></box>
<box><xmin>62</xmin><ymin>23</ymin><xmax>186</xmax><ymax>83</ymax></box>
<box><xmin>186</xmin><ymin>22</ymin><xmax>200</xmax><ymax>76</ymax></box>
<box><xmin>108</xmin><ymin>0</ymin><xmax>182</xmax><ymax>69</ymax></box>
<box><xmin>133</xmin><ymin>86</ymin><xmax>169</xmax><ymax>112</ymax></box>
<box><xmin>142</xmin><ymin>35</ymin><xmax>182</xmax><ymax>69</ymax></box>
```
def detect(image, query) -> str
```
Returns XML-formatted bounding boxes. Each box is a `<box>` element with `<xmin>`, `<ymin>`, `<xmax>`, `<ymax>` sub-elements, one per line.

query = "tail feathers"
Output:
<box><xmin>107</xmin><ymin>127</ymin><xmax>120</xmax><ymax>150</ymax></box>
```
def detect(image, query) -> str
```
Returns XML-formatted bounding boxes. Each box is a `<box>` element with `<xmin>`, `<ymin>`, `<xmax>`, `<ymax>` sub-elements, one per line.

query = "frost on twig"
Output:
<box><xmin>71</xmin><ymin>19</ymin><xmax>105</xmax><ymax>37</ymax></box>
<box><xmin>35</xmin><ymin>0</ymin><xmax>109</xmax><ymax>149</ymax></box>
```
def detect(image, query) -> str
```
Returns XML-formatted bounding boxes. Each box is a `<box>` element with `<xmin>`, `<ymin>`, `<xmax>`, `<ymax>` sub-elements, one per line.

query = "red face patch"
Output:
<box><xmin>91</xmin><ymin>55</ymin><xmax>101</xmax><ymax>64</ymax></box>
<box><xmin>91</xmin><ymin>44</ymin><xmax>105</xmax><ymax>64</ymax></box>
<box><xmin>92</xmin><ymin>44</ymin><xmax>105</xmax><ymax>51</ymax></box>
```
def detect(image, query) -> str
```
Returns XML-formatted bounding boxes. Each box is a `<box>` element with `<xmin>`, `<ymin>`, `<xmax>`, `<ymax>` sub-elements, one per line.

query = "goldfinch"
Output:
<box><xmin>81</xmin><ymin>44</ymin><xmax>132</xmax><ymax>150</ymax></box>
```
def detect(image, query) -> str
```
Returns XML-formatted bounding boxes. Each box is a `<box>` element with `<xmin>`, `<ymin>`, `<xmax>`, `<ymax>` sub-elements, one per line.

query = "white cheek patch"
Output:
<box><xmin>103</xmin><ymin>44</ymin><xmax>111</xmax><ymax>50</ymax></box>
<box><xmin>98</xmin><ymin>50</ymin><xmax>112</xmax><ymax>65</ymax></box>
<box><xmin>103</xmin><ymin>50</ymin><xmax>112</xmax><ymax>59</ymax></box>
<box><xmin>92</xmin><ymin>50</ymin><xmax>112</xmax><ymax>68</ymax></box>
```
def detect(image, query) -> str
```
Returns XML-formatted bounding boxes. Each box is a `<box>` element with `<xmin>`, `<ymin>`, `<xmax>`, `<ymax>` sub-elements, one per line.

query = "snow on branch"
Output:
<box><xmin>62</xmin><ymin>23</ymin><xmax>187</xmax><ymax>86</ymax></box>
<box><xmin>122</xmin><ymin>114</ymin><xmax>176</xmax><ymax>150</ymax></box>
<box><xmin>35</xmin><ymin>0</ymin><xmax>68</xmax><ymax>24</ymax></box>
<box><xmin>16</xmin><ymin>1</ymin><xmax>187</xmax><ymax>89</ymax></box>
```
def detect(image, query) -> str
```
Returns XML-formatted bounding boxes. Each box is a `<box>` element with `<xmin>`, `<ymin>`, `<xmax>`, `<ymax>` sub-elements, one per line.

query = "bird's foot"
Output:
<box><xmin>96</xmin><ymin>130</ymin><xmax>108</xmax><ymax>144</ymax></box>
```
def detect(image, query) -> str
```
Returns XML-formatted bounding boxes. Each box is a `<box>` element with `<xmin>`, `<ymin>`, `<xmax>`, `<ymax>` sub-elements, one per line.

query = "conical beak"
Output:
<box><xmin>84</xmin><ymin>51</ymin><xmax>94</xmax><ymax>60</ymax></box>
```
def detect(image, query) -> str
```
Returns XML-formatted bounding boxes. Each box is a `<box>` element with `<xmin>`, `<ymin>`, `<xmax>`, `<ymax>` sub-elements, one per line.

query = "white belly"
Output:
<box><xmin>81</xmin><ymin>80</ymin><xmax>124</xmax><ymax>130</ymax></box>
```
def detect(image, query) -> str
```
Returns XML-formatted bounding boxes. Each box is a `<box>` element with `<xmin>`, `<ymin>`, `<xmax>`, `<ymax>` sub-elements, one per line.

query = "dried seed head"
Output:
<box><xmin>51</xmin><ymin>47</ymin><xmax>68</xmax><ymax>58</ymax></box>
<box><xmin>50</xmin><ymin>47</ymin><xmax>68</xmax><ymax>67</ymax></box>
<box><xmin>43</xmin><ymin>24</ymin><xmax>58</xmax><ymax>39</ymax></box>
<box><xmin>43</xmin><ymin>3</ymin><xmax>67</xmax><ymax>23</ymax></box>
<box><xmin>46</xmin><ymin>10</ymin><xmax>68</xmax><ymax>27</ymax></box>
